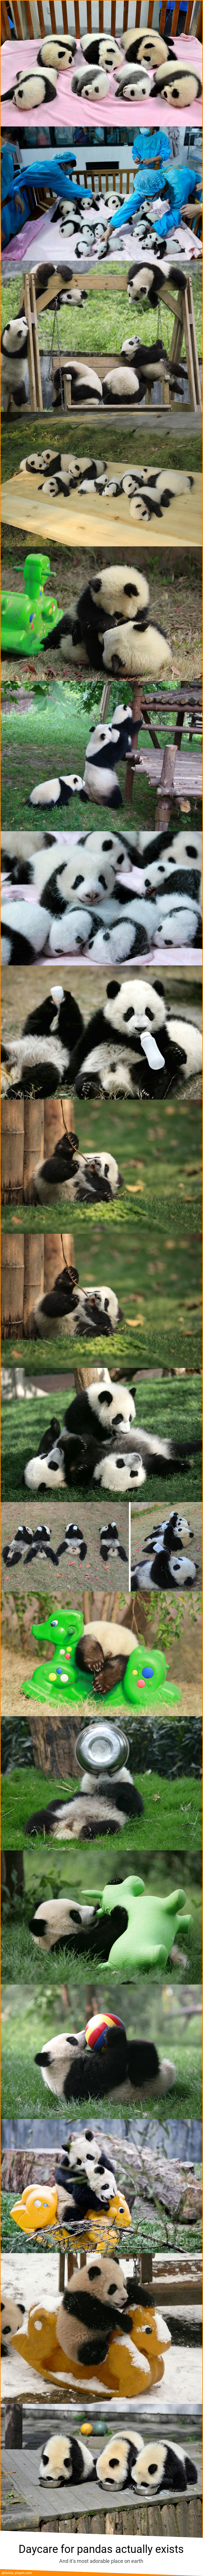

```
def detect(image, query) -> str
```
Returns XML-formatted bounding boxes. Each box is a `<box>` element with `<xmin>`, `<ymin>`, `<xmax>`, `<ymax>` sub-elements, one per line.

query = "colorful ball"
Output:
<box><xmin>85</xmin><ymin>2012</ymin><xmax>124</xmax><ymax>2054</ymax></box>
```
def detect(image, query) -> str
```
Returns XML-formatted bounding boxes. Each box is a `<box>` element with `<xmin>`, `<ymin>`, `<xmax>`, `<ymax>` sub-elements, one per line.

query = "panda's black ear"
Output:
<box><xmin>106</xmin><ymin>980</ymin><xmax>120</xmax><ymax>998</ymax></box>
<box><xmin>154</xmin><ymin>979</ymin><xmax>164</xmax><ymax>996</ymax></box>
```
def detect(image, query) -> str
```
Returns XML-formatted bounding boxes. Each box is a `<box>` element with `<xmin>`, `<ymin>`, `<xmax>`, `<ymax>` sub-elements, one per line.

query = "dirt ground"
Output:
<box><xmin>1</xmin><ymin>539</ymin><xmax>202</xmax><ymax>686</ymax></box>
<box><xmin>1</xmin><ymin>1495</ymin><xmax>129</xmax><ymax>1596</ymax></box>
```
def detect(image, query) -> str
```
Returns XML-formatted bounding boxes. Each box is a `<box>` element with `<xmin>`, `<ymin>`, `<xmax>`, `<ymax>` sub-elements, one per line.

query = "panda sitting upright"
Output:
<box><xmin>68</xmin><ymin>973</ymin><xmax>202</xmax><ymax>1099</ymax></box>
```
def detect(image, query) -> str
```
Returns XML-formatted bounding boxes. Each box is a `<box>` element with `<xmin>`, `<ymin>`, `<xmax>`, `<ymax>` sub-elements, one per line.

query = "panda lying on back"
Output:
<box><xmin>68</xmin><ymin>974</ymin><xmax>202</xmax><ymax>1099</ymax></box>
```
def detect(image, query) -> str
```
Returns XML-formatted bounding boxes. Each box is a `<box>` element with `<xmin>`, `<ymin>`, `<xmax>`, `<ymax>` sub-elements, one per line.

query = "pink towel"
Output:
<box><xmin>1</xmin><ymin>35</ymin><xmax>202</xmax><ymax>128</ymax></box>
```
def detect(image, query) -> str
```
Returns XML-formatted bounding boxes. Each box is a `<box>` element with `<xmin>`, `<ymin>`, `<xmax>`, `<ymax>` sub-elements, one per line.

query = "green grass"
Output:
<box><xmin>1</xmin><ymin>266</ymin><xmax>202</xmax><ymax>479</ymax></box>
<box><xmin>1</xmin><ymin>1998</ymin><xmax>202</xmax><ymax>2122</ymax></box>
<box><xmin>1</xmin><ymin>1766</ymin><xmax>202</xmax><ymax>1855</ymax></box>
<box><xmin>1</xmin><ymin>1844</ymin><xmax>202</xmax><ymax>1995</ymax></box>
<box><xmin>1</xmin><ymin>1372</ymin><xmax>202</xmax><ymax>1504</ymax></box>
<box><xmin>1</xmin><ymin>657</ymin><xmax>202</xmax><ymax>834</ymax></box>
<box><xmin>1</xmin><ymin>1096</ymin><xmax>202</xmax><ymax>1204</ymax></box>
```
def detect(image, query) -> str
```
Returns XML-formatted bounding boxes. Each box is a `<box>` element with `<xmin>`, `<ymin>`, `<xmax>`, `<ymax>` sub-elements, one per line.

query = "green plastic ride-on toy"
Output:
<box><xmin>1</xmin><ymin>554</ymin><xmax>65</xmax><ymax>656</ymax></box>
<box><xmin>22</xmin><ymin>1607</ymin><xmax>182</xmax><ymax>1712</ymax></box>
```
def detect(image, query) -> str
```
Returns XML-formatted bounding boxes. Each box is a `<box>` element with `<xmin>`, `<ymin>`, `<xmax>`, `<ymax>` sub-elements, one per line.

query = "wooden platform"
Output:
<box><xmin>1</xmin><ymin>2446</ymin><xmax>202</xmax><ymax>2524</ymax></box>
<box><xmin>1</xmin><ymin>466</ymin><xmax>202</xmax><ymax>551</ymax></box>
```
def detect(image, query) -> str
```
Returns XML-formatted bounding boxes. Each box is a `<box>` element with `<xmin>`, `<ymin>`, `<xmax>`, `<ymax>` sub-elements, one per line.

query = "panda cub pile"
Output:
<box><xmin>24</xmin><ymin>1368</ymin><xmax>202</xmax><ymax>1502</ymax></box>
<box><xmin>5</xmin><ymin>31</ymin><xmax>202</xmax><ymax>111</ymax></box>
<box><xmin>131</xmin><ymin>1510</ymin><xmax>197</xmax><ymax>1591</ymax></box>
<box><xmin>2</xmin><ymin>824</ymin><xmax>202</xmax><ymax>975</ymax></box>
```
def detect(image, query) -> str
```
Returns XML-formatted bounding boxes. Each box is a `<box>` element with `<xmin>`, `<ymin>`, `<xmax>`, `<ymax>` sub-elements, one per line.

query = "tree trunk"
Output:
<box><xmin>1</xmin><ymin>1102</ymin><xmax>24</xmax><ymax>1205</ymax></box>
<box><xmin>23</xmin><ymin>1234</ymin><xmax>43</xmax><ymax>1336</ymax></box>
<box><xmin>43</xmin><ymin>1098</ymin><xmax>73</xmax><ymax>1157</ymax></box>
<box><xmin>74</xmin><ymin>1366</ymin><xmax>104</xmax><ymax>1392</ymax></box>
<box><xmin>27</xmin><ymin>1710</ymin><xmax>78</xmax><ymax>1777</ymax></box>
<box><xmin>5</xmin><ymin>2402</ymin><xmax>23</xmax><ymax>2450</ymax></box>
<box><xmin>43</xmin><ymin>1231</ymin><xmax>74</xmax><ymax>1294</ymax></box>
<box><xmin>1</xmin><ymin>1232</ymin><xmax>24</xmax><ymax>1338</ymax></box>
<box><xmin>1</xmin><ymin>1852</ymin><xmax>25</xmax><ymax>1908</ymax></box>
<box><xmin>23</xmin><ymin>1101</ymin><xmax>44</xmax><ymax>1202</ymax></box>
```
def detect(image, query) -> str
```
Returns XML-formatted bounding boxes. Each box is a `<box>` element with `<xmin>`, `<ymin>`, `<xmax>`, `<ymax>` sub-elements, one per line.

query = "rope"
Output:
<box><xmin>47</xmin><ymin>296</ymin><xmax>64</xmax><ymax>411</ymax></box>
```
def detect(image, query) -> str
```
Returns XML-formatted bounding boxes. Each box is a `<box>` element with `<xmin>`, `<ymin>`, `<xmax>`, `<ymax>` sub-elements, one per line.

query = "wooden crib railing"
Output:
<box><xmin>1</xmin><ymin>1</ymin><xmax>202</xmax><ymax>44</ymax></box>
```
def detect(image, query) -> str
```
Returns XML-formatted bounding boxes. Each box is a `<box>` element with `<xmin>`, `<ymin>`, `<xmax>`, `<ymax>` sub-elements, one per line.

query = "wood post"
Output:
<box><xmin>155</xmin><ymin>743</ymin><xmax>176</xmax><ymax>830</ymax></box>
<box><xmin>23</xmin><ymin>1102</ymin><xmax>44</xmax><ymax>1202</ymax></box>
<box><xmin>124</xmin><ymin>687</ymin><xmax>143</xmax><ymax>803</ymax></box>
<box><xmin>43</xmin><ymin>1099</ymin><xmax>73</xmax><ymax>1157</ymax></box>
<box><xmin>43</xmin><ymin>1231</ymin><xmax>74</xmax><ymax>1293</ymax></box>
<box><xmin>161</xmin><ymin>277</ymin><xmax>202</xmax><ymax>414</ymax></box>
<box><xmin>23</xmin><ymin>1235</ymin><xmax>43</xmax><ymax>1337</ymax></box>
<box><xmin>1</xmin><ymin>1233</ymin><xmax>24</xmax><ymax>1338</ymax></box>
<box><xmin>22</xmin><ymin>273</ymin><xmax>43</xmax><ymax>413</ymax></box>
<box><xmin>5</xmin><ymin>2402</ymin><xmax>23</xmax><ymax>2450</ymax></box>
<box><xmin>1</xmin><ymin>1101</ymin><xmax>24</xmax><ymax>1205</ymax></box>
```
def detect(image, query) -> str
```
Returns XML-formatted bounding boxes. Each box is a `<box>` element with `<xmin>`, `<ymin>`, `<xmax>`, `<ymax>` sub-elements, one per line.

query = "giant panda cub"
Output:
<box><xmin>154</xmin><ymin>62</ymin><xmax>202</xmax><ymax>105</ymax></box>
<box><xmin>130</xmin><ymin>2440</ymin><xmax>198</xmax><ymax>2494</ymax></box>
<box><xmin>77</xmin><ymin>567</ymin><xmax>150</xmax><ymax>665</ymax></box>
<box><xmin>55</xmin><ymin>2254</ymin><xmax>129</xmax><ymax>2370</ymax></box>
<box><xmin>1</xmin><ymin>2298</ymin><xmax>25</xmax><ymax>2354</ymax></box>
<box><xmin>128</xmin><ymin>261</ymin><xmax>186</xmax><ymax>310</ymax></box>
<box><xmin>68</xmin><ymin>974</ymin><xmax>202</xmax><ymax>1100</ymax></box>
<box><xmin>39</xmin><ymin>2432</ymin><xmax>94</xmax><ymax>2486</ymax></box>
<box><xmin>61</xmin><ymin>2126</ymin><xmax>117</xmax><ymax>2200</ymax></box>
<box><xmin>33</xmin><ymin>1130</ymin><xmax>122</xmax><ymax>1206</ymax></box>
<box><xmin>25</xmin><ymin>1761</ymin><xmax>144</xmax><ymax>1841</ymax></box>
<box><xmin>131</xmin><ymin>1510</ymin><xmax>196</xmax><ymax>1592</ymax></box>
<box><xmin>33</xmin><ymin>1270</ymin><xmax>122</xmax><ymax>1340</ymax></box>
<box><xmin>96</xmin><ymin>2436</ymin><xmax>198</xmax><ymax>2493</ymax></box>
<box><xmin>35</xmin><ymin>2018</ymin><xmax>175</xmax><ymax>2105</ymax></box>
<box><xmin>6</xmin><ymin>37</ymin><xmax>76</xmax><ymax>111</ymax></box>
<box><xmin>96</xmin><ymin>2433</ymin><xmax>143</xmax><ymax>2488</ymax></box>
<box><xmin>1</xmin><ymin>989</ymin><xmax>83</xmax><ymax>1100</ymax></box>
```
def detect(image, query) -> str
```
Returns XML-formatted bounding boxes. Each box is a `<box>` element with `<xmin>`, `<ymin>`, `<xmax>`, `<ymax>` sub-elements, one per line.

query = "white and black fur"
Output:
<box><xmin>2</xmin><ymin>1521</ymin><xmax>56</xmax><ymax>1568</ymax></box>
<box><xmin>131</xmin><ymin>1510</ymin><xmax>196</xmax><ymax>1591</ymax></box>
<box><xmin>39</xmin><ymin>2432</ymin><xmax>94</xmax><ymax>2486</ymax></box>
<box><xmin>96</xmin><ymin>2434</ymin><xmax>143</xmax><ymax>2488</ymax></box>
<box><xmin>96</xmin><ymin>2435</ymin><xmax>198</xmax><ymax>2493</ymax></box>
<box><xmin>55</xmin><ymin>1522</ymin><xmax>87</xmax><ymax>1563</ymax></box>
<box><xmin>128</xmin><ymin>261</ymin><xmax>186</xmax><ymax>310</ymax></box>
<box><xmin>34</xmin><ymin>2025</ymin><xmax>175</xmax><ymax>2107</ymax></box>
<box><xmin>24</xmin><ymin>1372</ymin><xmax>202</xmax><ymax>1498</ymax></box>
<box><xmin>1</xmin><ymin>320</ymin><xmax>52</xmax><ymax>414</ymax></box>
<box><xmin>26</xmin><ymin>1766</ymin><xmax>144</xmax><ymax>1844</ymax></box>
<box><xmin>100</xmin><ymin>1521</ymin><xmax>127</xmax><ymax>1564</ymax></box>
<box><xmin>55</xmin><ymin>2253</ymin><xmax>129</xmax><ymax>2369</ymax></box>
<box><xmin>130</xmin><ymin>2439</ymin><xmax>198</xmax><ymax>2494</ymax></box>
<box><xmin>68</xmin><ymin>975</ymin><xmax>202</xmax><ymax>1102</ymax></box>
<box><xmin>5</xmin><ymin>37</ymin><xmax>76</xmax><ymax>112</ymax></box>
<box><xmin>1</xmin><ymin>2298</ymin><xmax>25</xmax><ymax>2355</ymax></box>
<box><xmin>33</xmin><ymin>1269</ymin><xmax>123</xmax><ymax>1340</ymax></box>
<box><xmin>1</xmin><ymin>988</ymin><xmax>83</xmax><ymax>1099</ymax></box>
<box><xmin>33</xmin><ymin>1132</ymin><xmax>123</xmax><ymax>1206</ymax></box>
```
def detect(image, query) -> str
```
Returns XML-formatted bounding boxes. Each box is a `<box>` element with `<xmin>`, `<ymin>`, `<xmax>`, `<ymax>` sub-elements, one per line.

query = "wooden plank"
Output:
<box><xmin>1</xmin><ymin>2454</ymin><xmax>202</xmax><ymax>2520</ymax></box>
<box><xmin>1</xmin><ymin>473</ymin><xmax>202</xmax><ymax>552</ymax></box>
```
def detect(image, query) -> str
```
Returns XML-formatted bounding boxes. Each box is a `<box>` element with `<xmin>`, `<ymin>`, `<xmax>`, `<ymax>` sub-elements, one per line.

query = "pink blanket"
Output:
<box><xmin>1</xmin><ymin>35</ymin><xmax>202</xmax><ymax>129</ymax></box>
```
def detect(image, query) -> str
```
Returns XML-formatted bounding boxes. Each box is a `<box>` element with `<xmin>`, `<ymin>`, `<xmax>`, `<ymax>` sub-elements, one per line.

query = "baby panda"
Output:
<box><xmin>55</xmin><ymin>362</ymin><xmax>103</xmax><ymax>409</ymax></box>
<box><xmin>1</xmin><ymin>987</ymin><xmax>83</xmax><ymax>1100</ymax></box>
<box><xmin>130</xmin><ymin>2440</ymin><xmax>198</xmax><ymax>2494</ymax></box>
<box><xmin>33</xmin><ymin>1131</ymin><xmax>122</xmax><ymax>1206</ymax></box>
<box><xmin>83</xmin><ymin>723</ymin><xmax>122</xmax><ymax>810</ymax></box>
<box><xmin>35</xmin><ymin>2018</ymin><xmax>175</xmax><ymax>2105</ymax></box>
<box><xmin>68</xmin><ymin>974</ymin><xmax>202</xmax><ymax>1100</ymax></box>
<box><xmin>154</xmin><ymin>62</ymin><xmax>202</xmax><ymax>106</ymax></box>
<box><xmin>1</xmin><ymin>2297</ymin><xmax>25</xmax><ymax>2354</ymax></box>
<box><xmin>101</xmin><ymin>621</ymin><xmax>172</xmax><ymax>681</ymax></box>
<box><xmin>115</xmin><ymin>67</ymin><xmax>151</xmax><ymax>99</ymax></box>
<box><xmin>1</xmin><ymin>901</ymin><xmax>52</xmax><ymax>969</ymax></box>
<box><xmin>1</xmin><ymin>319</ymin><xmax>30</xmax><ymax>413</ymax></box>
<box><xmin>2</xmin><ymin>1522</ymin><xmax>55</xmax><ymax>1568</ymax></box>
<box><xmin>55</xmin><ymin>1522</ymin><xmax>87</xmax><ymax>1563</ymax></box>
<box><xmin>131</xmin><ymin>1510</ymin><xmax>196</xmax><ymax>1592</ymax></box>
<box><xmin>154</xmin><ymin>891</ymin><xmax>202</xmax><ymax>949</ymax></box>
<box><xmin>61</xmin><ymin>2126</ymin><xmax>117</xmax><ymax>2202</ymax></box>
<box><xmin>102</xmin><ymin>367</ymin><xmax>145</xmax><ymax>405</ymax></box>
<box><xmin>5</xmin><ymin>37</ymin><xmax>76</xmax><ymax>112</ymax></box>
<box><xmin>128</xmin><ymin>260</ymin><xmax>186</xmax><ymax>310</ymax></box>
<box><xmin>33</xmin><ymin>1271</ymin><xmax>122</xmax><ymax>1340</ymax></box>
<box><xmin>81</xmin><ymin>35</ymin><xmax>123</xmax><ymax>72</ymax></box>
<box><xmin>96</xmin><ymin>2433</ymin><xmax>143</xmax><ymax>2489</ymax></box>
<box><xmin>100</xmin><ymin>1521</ymin><xmax>128</xmax><ymax>1564</ymax></box>
<box><xmin>77</xmin><ymin>566</ymin><xmax>150</xmax><ymax>667</ymax></box>
<box><xmin>55</xmin><ymin>2254</ymin><xmax>129</xmax><ymax>2370</ymax></box>
<box><xmin>26</xmin><ymin>1762</ymin><xmax>144</xmax><ymax>1842</ymax></box>
<box><xmin>39</xmin><ymin>2432</ymin><xmax>94</xmax><ymax>2486</ymax></box>
<box><xmin>74</xmin><ymin>1614</ymin><xmax>132</xmax><ymax>1697</ymax></box>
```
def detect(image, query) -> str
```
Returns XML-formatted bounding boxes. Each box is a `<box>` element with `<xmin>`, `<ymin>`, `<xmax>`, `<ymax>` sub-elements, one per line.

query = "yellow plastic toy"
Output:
<box><xmin>11</xmin><ymin>2184</ymin><xmax>130</xmax><ymax>2244</ymax></box>
<box><xmin>12</xmin><ymin>2299</ymin><xmax>171</xmax><ymax>2398</ymax></box>
<box><xmin>11</xmin><ymin>2185</ymin><xmax>58</xmax><ymax>2233</ymax></box>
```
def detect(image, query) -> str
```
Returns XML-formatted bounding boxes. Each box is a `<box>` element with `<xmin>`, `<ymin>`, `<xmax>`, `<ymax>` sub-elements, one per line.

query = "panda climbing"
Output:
<box><xmin>1</xmin><ymin>320</ymin><xmax>52</xmax><ymax>414</ymax></box>
<box><xmin>128</xmin><ymin>260</ymin><xmax>186</xmax><ymax>309</ymax></box>
<box><xmin>39</xmin><ymin>2432</ymin><xmax>94</xmax><ymax>2486</ymax></box>
<box><xmin>131</xmin><ymin>1510</ymin><xmax>196</xmax><ymax>1591</ymax></box>
<box><xmin>67</xmin><ymin>974</ymin><xmax>202</xmax><ymax>1100</ymax></box>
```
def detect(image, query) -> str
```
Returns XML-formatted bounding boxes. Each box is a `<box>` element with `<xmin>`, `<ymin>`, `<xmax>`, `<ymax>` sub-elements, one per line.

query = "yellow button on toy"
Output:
<box><xmin>11</xmin><ymin>2185</ymin><xmax>58</xmax><ymax>2233</ymax></box>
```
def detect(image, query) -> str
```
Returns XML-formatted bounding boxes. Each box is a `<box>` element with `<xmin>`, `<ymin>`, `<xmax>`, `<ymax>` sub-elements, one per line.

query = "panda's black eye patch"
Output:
<box><xmin>42</xmin><ymin>2452</ymin><xmax>49</xmax><ymax>2464</ymax></box>
<box><xmin>148</xmin><ymin>2463</ymin><xmax>157</xmax><ymax>2475</ymax></box>
<box><xmin>124</xmin><ymin>1008</ymin><xmax>134</xmax><ymax>1023</ymax></box>
<box><xmin>73</xmin><ymin>874</ymin><xmax>83</xmax><ymax>889</ymax></box>
<box><xmin>108</xmin><ymin>2282</ymin><xmax>118</xmax><ymax>2296</ymax></box>
<box><xmin>146</xmin><ymin>1009</ymin><xmax>154</xmax><ymax>1022</ymax></box>
<box><xmin>110</xmin><ymin>2456</ymin><xmax>120</xmax><ymax>2467</ymax></box>
<box><xmin>69</xmin><ymin>1906</ymin><xmax>81</xmax><ymax>1921</ymax></box>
